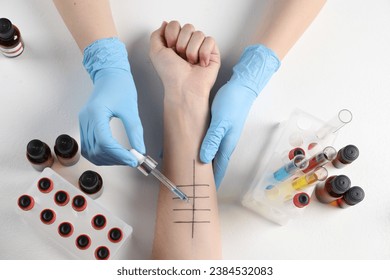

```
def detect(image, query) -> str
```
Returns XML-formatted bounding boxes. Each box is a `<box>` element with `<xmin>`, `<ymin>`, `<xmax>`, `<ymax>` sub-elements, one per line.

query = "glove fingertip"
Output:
<box><xmin>199</xmin><ymin>148</ymin><xmax>213</xmax><ymax>164</ymax></box>
<box><xmin>215</xmin><ymin>175</ymin><xmax>222</xmax><ymax>190</ymax></box>
<box><xmin>127</xmin><ymin>159</ymin><xmax>139</xmax><ymax>168</ymax></box>
<box><xmin>200</xmin><ymin>136</ymin><xmax>220</xmax><ymax>164</ymax></box>
<box><xmin>213</xmin><ymin>152</ymin><xmax>229</xmax><ymax>190</ymax></box>
<box><xmin>125</xmin><ymin>153</ymin><xmax>139</xmax><ymax>168</ymax></box>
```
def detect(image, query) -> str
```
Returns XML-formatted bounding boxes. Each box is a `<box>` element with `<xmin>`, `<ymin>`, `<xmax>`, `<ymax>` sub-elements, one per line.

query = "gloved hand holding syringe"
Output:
<box><xmin>130</xmin><ymin>149</ymin><xmax>189</xmax><ymax>202</ymax></box>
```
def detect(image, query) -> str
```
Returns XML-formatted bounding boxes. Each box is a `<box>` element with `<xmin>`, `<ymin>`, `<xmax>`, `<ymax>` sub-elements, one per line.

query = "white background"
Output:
<box><xmin>1</xmin><ymin>0</ymin><xmax>390</xmax><ymax>259</ymax></box>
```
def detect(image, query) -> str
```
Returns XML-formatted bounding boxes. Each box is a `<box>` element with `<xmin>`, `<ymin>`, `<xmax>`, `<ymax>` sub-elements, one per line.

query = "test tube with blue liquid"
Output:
<box><xmin>273</xmin><ymin>155</ymin><xmax>308</xmax><ymax>182</ymax></box>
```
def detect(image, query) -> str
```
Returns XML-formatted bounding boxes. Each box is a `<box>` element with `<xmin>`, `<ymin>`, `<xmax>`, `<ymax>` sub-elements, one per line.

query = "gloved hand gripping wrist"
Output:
<box><xmin>200</xmin><ymin>44</ymin><xmax>280</xmax><ymax>188</ymax></box>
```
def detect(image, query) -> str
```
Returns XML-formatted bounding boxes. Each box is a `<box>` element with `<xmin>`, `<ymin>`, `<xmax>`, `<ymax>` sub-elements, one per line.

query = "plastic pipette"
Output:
<box><xmin>130</xmin><ymin>149</ymin><xmax>189</xmax><ymax>202</ymax></box>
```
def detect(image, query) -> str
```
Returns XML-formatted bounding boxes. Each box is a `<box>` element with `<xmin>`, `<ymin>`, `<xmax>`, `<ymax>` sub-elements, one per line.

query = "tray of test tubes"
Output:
<box><xmin>241</xmin><ymin>109</ymin><xmax>352</xmax><ymax>225</ymax></box>
<box><xmin>16</xmin><ymin>168</ymin><xmax>133</xmax><ymax>259</ymax></box>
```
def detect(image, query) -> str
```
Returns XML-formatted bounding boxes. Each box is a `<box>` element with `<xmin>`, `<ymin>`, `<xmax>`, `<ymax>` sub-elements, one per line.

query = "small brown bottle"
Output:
<box><xmin>314</xmin><ymin>175</ymin><xmax>351</xmax><ymax>204</ymax></box>
<box><xmin>332</xmin><ymin>145</ymin><xmax>359</xmax><ymax>169</ymax></box>
<box><xmin>0</xmin><ymin>18</ymin><xmax>24</xmax><ymax>58</ymax></box>
<box><xmin>78</xmin><ymin>170</ymin><xmax>103</xmax><ymax>199</ymax></box>
<box><xmin>26</xmin><ymin>139</ymin><xmax>54</xmax><ymax>171</ymax></box>
<box><xmin>337</xmin><ymin>186</ymin><xmax>365</xmax><ymax>208</ymax></box>
<box><xmin>54</xmin><ymin>134</ymin><xmax>80</xmax><ymax>166</ymax></box>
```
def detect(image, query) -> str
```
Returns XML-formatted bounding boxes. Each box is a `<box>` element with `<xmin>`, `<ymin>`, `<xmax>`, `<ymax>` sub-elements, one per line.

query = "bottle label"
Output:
<box><xmin>0</xmin><ymin>41</ymin><xmax>24</xmax><ymax>57</ymax></box>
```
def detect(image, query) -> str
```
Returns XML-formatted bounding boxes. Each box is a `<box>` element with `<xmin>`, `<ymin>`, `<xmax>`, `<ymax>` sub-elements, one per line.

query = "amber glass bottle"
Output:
<box><xmin>26</xmin><ymin>139</ymin><xmax>54</xmax><ymax>171</ymax></box>
<box><xmin>54</xmin><ymin>134</ymin><xmax>80</xmax><ymax>166</ymax></box>
<box><xmin>0</xmin><ymin>18</ymin><xmax>24</xmax><ymax>58</ymax></box>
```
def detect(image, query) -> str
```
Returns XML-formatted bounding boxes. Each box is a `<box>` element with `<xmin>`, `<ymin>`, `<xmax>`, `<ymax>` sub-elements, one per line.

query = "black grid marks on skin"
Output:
<box><xmin>173</xmin><ymin>160</ymin><xmax>210</xmax><ymax>238</ymax></box>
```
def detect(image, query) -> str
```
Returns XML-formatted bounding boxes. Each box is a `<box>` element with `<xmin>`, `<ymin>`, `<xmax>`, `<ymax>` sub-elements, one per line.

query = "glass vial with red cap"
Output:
<box><xmin>337</xmin><ymin>186</ymin><xmax>365</xmax><ymax>208</ymax></box>
<box><xmin>293</xmin><ymin>192</ymin><xmax>310</xmax><ymax>208</ymax></box>
<box><xmin>332</xmin><ymin>145</ymin><xmax>359</xmax><ymax>169</ymax></box>
<box><xmin>26</xmin><ymin>139</ymin><xmax>54</xmax><ymax>171</ymax></box>
<box><xmin>314</xmin><ymin>175</ymin><xmax>351</xmax><ymax>203</ymax></box>
<box><xmin>54</xmin><ymin>134</ymin><xmax>80</xmax><ymax>166</ymax></box>
<box><xmin>0</xmin><ymin>18</ymin><xmax>24</xmax><ymax>58</ymax></box>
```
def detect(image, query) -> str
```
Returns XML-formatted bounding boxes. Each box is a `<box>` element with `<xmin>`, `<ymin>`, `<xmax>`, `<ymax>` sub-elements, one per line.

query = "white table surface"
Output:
<box><xmin>1</xmin><ymin>0</ymin><xmax>390</xmax><ymax>260</ymax></box>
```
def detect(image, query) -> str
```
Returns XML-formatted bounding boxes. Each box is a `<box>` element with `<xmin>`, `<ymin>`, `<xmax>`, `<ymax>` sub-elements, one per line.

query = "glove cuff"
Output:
<box><xmin>83</xmin><ymin>37</ymin><xmax>130</xmax><ymax>83</ymax></box>
<box><xmin>231</xmin><ymin>44</ymin><xmax>281</xmax><ymax>97</ymax></box>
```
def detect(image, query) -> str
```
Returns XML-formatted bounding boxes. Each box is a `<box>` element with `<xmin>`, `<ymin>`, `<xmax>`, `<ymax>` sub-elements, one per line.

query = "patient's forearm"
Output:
<box><xmin>53</xmin><ymin>0</ymin><xmax>118</xmax><ymax>51</ymax></box>
<box><xmin>151</xmin><ymin>94</ymin><xmax>222</xmax><ymax>260</ymax></box>
<box><xmin>253</xmin><ymin>0</ymin><xmax>326</xmax><ymax>59</ymax></box>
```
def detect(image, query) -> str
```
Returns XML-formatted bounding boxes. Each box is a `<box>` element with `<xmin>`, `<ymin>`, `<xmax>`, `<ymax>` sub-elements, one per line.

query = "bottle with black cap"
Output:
<box><xmin>0</xmin><ymin>18</ymin><xmax>24</xmax><ymax>57</ymax></box>
<box><xmin>332</xmin><ymin>144</ymin><xmax>359</xmax><ymax>169</ymax></box>
<box><xmin>314</xmin><ymin>175</ymin><xmax>351</xmax><ymax>204</ymax></box>
<box><xmin>54</xmin><ymin>134</ymin><xmax>80</xmax><ymax>166</ymax></box>
<box><xmin>337</xmin><ymin>186</ymin><xmax>365</xmax><ymax>208</ymax></box>
<box><xmin>78</xmin><ymin>170</ymin><xmax>103</xmax><ymax>199</ymax></box>
<box><xmin>26</xmin><ymin>139</ymin><xmax>54</xmax><ymax>171</ymax></box>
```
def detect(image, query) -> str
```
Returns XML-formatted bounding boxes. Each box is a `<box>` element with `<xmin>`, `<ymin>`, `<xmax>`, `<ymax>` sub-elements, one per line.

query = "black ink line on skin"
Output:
<box><xmin>173</xmin><ymin>209</ymin><xmax>211</xmax><ymax>211</ymax></box>
<box><xmin>173</xmin><ymin>196</ymin><xmax>210</xmax><ymax>200</ymax></box>
<box><xmin>173</xmin><ymin>160</ymin><xmax>211</xmax><ymax>238</ymax></box>
<box><xmin>174</xmin><ymin>221</ymin><xmax>211</xmax><ymax>224</ymax></box>
<box><xmin>192</xmin><ymin>159</ymin><xmax>195</xmax><ymax>238</ymax></box>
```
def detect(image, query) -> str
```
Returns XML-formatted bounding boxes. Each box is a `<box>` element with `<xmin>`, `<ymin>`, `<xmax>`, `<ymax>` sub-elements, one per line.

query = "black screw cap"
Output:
<box><xmin>330</xmin><ymin>175</ymin><xmax>351</xmax><ymax>194</ymax></box>
<box><xmin>343</xmin><ymin>186</ymin><xmax>365</xmax><ymax>205</ymax></box>
<box><xmin>340</xmin><ymin>145</ymin><xmax>359</xmax><ymax>163</ymax></box>
<box><xmin>79</xmin><ymin>170</ymin><xmax>103</xmax><ymax>195</ymax></box>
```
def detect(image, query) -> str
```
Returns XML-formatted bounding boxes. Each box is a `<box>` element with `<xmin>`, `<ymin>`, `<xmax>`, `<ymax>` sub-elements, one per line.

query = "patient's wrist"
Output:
<box><xmin>163</xmin><ymin>89</ymin><xmax>210</xmax><ymax>148</ymax></box>
<box><xmin>164</xmin><ymin>89</ymin><xmax>209</xmax><ymax>124</ymax></box>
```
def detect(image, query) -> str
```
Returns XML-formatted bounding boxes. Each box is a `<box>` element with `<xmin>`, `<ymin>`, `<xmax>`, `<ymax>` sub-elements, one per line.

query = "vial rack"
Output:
<box><xmin>17</xmin><ymin>168</ymin><xmax>132</xmax><ymax>259</ymax></box>
<box><xmin>241</xmin><ymin>109</ymin><xmax>351</xmax><ymax>225</ymax></box>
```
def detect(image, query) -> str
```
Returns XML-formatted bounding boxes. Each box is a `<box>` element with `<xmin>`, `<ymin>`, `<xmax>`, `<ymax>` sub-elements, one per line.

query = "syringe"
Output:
<box><xmin>130</xmin><ymin>149</ymin><xmax>189</xmax><ymax>202</ymax></box>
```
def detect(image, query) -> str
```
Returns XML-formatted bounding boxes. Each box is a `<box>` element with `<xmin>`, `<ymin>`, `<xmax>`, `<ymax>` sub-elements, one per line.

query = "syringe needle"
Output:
<box><xmin>130</xmin><ymin>149</ymin><xmax>189</xmax><ymax>202</ymax></box>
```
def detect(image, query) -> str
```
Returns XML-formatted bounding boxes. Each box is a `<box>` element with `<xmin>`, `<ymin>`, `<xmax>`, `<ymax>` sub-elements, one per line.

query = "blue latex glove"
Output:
<box><xmin>80</xmin><ymin>38</ymin><xmax>145</xmax><ymax>167</ymax></box>
<box><xmin>200</xmin><ymin>44</ymin><xmax>280</xmax><ymax>188</ymax></box>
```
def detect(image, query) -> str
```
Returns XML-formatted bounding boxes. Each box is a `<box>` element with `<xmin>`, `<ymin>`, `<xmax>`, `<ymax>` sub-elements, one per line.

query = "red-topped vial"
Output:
<box><xmin>0</xmin><ymin>18</ymin><xmax>24</xmax><ymax>58</ymax></box>
<box><xmin>293</xmin><ymin>192</ymin><xmax>310</xmax><ymax>208</ymax></box>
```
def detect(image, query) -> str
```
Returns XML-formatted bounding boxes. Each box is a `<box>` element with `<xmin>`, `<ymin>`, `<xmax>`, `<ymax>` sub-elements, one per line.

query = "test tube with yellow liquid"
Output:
<box><xmin>292</xmin><ymin>166</ymin><xmax>328</xmax><ymax>190</ymax></box>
